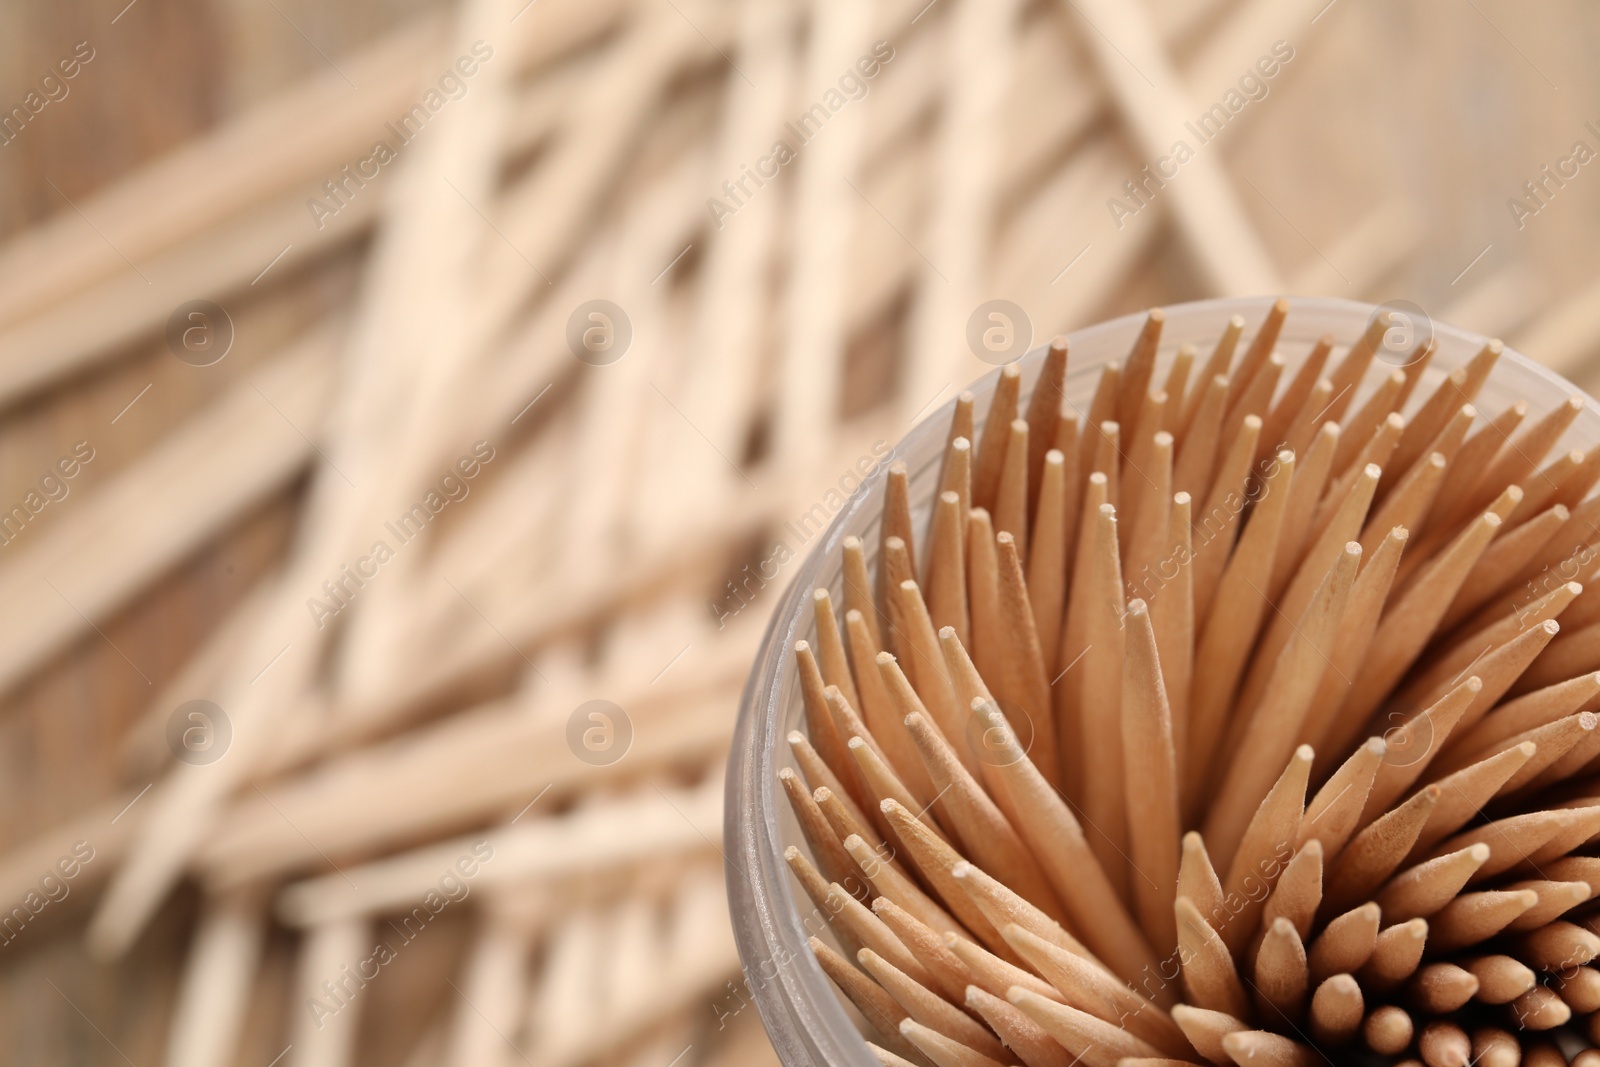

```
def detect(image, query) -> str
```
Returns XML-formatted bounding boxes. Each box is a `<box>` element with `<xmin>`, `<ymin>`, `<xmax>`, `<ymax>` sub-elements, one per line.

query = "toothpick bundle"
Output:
<box><xmin>783</xmin><ymin>300</ymin><xmax>1600</xmax><ymax>1067</ymax></box>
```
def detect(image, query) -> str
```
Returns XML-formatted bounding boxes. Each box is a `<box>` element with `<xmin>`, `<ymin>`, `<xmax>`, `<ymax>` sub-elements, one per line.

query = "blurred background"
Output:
<box><xmin>2</xmin><ymin>0</ymin><xmax>1600</xmax><ymax>1064</ymax></box>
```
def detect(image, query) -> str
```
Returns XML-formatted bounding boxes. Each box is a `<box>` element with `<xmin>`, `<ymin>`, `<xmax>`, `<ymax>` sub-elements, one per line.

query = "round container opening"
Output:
<box><xmin>726</xmin><ymin>295</ymin><xmax>1600</xmax><ymax>1067</ymax></box>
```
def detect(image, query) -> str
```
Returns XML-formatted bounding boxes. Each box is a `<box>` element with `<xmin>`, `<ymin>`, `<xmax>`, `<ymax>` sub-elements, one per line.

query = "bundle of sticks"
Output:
<box><xmin>785</xmin><ymin>299</ymin><xmax>1600</xmax><ymax>1067</ymax></box>
<box><xmin>7</xmin><ymin>0</ymin><xmax>1600</xmax><ymax>1061</ymax></box>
